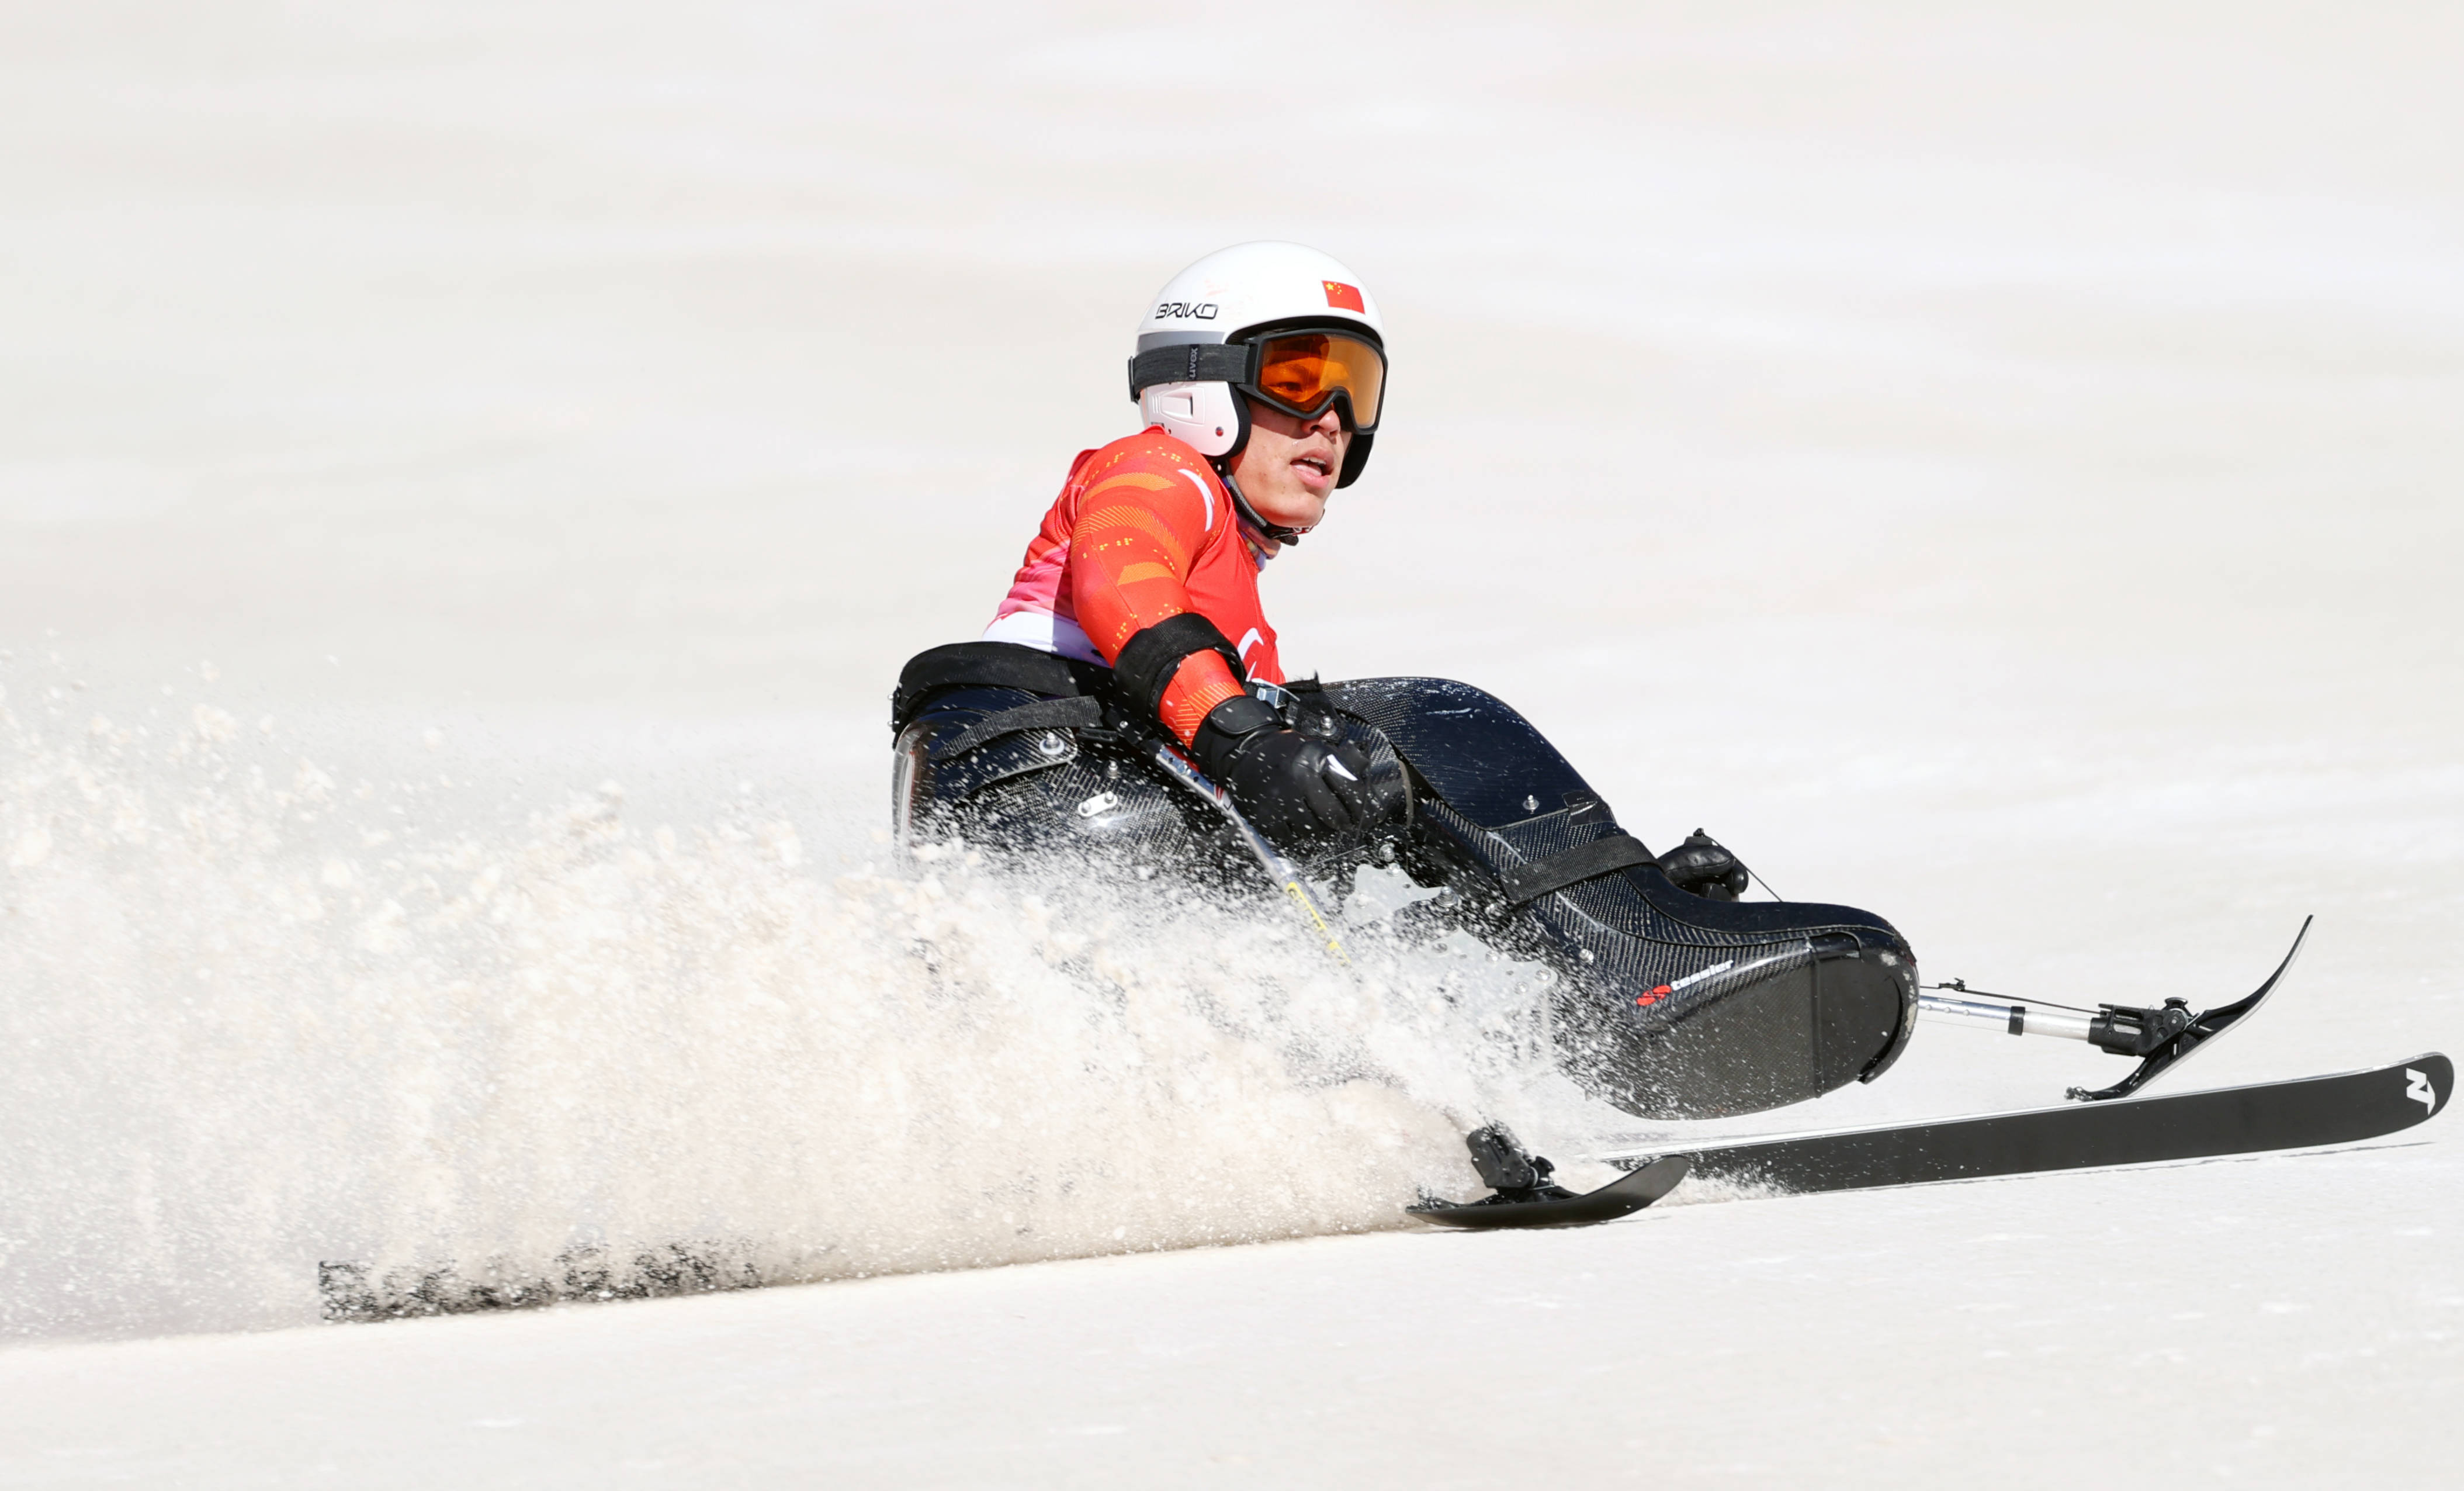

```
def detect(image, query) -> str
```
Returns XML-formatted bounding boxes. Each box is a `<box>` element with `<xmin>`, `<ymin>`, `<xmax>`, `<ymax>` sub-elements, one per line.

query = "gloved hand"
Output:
<box><xmin>1193</xmin><ymin>694</ymin><xmax>1398</xmax><ymax>841</ymax></box>
<box><xmin>1656</xmin><ymin>829</ymin><xmax>1749</xmax><ymax>900</ymax></box>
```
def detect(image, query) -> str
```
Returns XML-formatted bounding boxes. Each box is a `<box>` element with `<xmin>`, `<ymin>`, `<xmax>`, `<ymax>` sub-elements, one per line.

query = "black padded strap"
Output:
<box><xmin>891</xmin><ymin>642</ymin><xmax>1093</xmax><ymax>731</ymax></box>
<box><xmin>1188</xmin><ymin>693</ymin><xmax>1278</xmax><ymax>776</ymax></box>
<box><xmin>1127</xmin><ymin>343</ymin><xmax>1250</xmax><ymax>399</ymax></box>
<box><xmin>1500</xmin><ymin>833</ymin><xmax>1658</xmax><ymax>906</ymax></box>
<box><xmin>1112</xmin><ymin>613</ymin><xmax>1245</xmax><ymax>721</ymax></box>
<box><xmin>928</xmin><ymin>695</ymin><xmax>1104</xmax><ymax>761</ymax></box>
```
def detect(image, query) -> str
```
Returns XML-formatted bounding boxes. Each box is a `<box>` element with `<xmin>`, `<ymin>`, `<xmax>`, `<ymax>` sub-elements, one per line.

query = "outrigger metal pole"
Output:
<box><xmin>1919</xmin><ymin>990</ymin><xmax>2101</xmax><ymax>1042</ymax></box>
<box><xmin>1918</xmin><ymin>984</ymin><xmax>2204</xmax><ymax>1059</ymax></box>
<box><xmin>1144</xmin><ymin>740</ymin><xmax>1351</xmax><ymax>967</ymax></box>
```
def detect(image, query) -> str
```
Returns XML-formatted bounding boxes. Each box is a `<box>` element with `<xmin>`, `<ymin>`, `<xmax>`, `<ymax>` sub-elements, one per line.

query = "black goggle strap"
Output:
<box><xmin>1127</xmin><ymin>343</ymin><xmax>1252</xmax><ymax>400</ymax></box>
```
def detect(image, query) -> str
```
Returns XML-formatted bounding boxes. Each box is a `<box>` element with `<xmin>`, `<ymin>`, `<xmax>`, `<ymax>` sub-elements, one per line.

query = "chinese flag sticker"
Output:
<box><xmin>1322</xmin><ymin>281</ymin><xmax>1366</xmax><ymax>312</ymax></box>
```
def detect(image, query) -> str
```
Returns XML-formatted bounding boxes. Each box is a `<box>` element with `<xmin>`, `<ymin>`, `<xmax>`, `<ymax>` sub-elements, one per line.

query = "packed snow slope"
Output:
<box><xmin>1</xmin><ymin>0</ymin><xmax>2459</xmax><ymax>1483</ymax></box>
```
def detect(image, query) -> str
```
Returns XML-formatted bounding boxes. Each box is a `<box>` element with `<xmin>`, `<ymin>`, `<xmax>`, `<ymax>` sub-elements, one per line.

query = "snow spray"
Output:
<box><xmin>0</xmin><ymin>658</ymin><xmax>1600</xmax><ymax>1341</ymax></box>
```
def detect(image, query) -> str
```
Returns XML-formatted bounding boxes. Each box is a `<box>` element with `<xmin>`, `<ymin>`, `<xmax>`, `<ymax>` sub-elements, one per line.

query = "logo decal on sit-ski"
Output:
<box><xmin>2406</xmin><ymin>1068</ymin><xmax>2438</xmax><ymax>1113</ymax></box>
<box><xmin>1322</xmin><ymin>281</ymin><xmax>1364</xmax><ymax>312</ymax></box>
<box><xmin>1154</xmin><ymin>301</ymin><xmax>1218</xmax><ymax>321</ymax></box>
<box><xmin>1638</xmin><ymin>960</ymin><xmax>1733</xmax><ymax>1007</ymax></box>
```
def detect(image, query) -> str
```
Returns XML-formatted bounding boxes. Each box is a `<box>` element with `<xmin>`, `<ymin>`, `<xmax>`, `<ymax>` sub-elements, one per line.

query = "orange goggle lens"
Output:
<box><xmin>1249</xmin><ymin>332</ymin><xmax>1384</xmax><ymax>431</ymax></box>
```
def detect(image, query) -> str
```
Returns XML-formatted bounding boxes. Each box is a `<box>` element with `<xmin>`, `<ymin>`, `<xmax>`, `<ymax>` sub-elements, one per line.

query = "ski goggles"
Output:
<box><xmin>1246</xmin><ymin>330</ymin><xmax>1385</xmax><ymax>432</ymax></box>
<box><xmin>1129</xmin><ymin>327</ymin><xmax>1386</xmax><ymax>432</ymax></box>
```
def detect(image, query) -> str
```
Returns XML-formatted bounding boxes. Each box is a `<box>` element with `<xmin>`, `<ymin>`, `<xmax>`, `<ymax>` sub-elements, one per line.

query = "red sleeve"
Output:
<box><xmin>1066</xmin><ymin>465</ymin><xmax>1247</xmax><ymax>745</ymax></box>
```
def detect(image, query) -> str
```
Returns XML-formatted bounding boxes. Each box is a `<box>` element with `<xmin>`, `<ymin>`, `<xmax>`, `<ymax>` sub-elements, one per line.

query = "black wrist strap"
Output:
<box><xmin>1112</xmin><ymin>613</ymin><xmax>1247</xmax><ymax>721</ymax></box>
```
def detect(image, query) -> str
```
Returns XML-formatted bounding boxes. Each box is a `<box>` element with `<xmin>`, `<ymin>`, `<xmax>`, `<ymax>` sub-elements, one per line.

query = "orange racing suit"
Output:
<box><xmin>983</xmin><ymin>427</ymin><xmax>1284</xmax><ymax>744</ymax></box>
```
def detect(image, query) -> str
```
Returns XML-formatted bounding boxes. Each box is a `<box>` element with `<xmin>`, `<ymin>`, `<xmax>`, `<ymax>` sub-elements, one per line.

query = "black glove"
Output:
<box><xmin>1193</xmin><ymin>694</ymin><xmax>1395</xmax><ymax>841</ymax></box>
<box><xmin>1656</xmin><ymin>829</ymin><xmax>1749</xmax><ymax>900</ymax></box>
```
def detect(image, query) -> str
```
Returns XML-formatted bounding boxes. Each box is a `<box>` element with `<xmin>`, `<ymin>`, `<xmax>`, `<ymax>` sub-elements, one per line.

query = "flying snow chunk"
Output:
<box><xmin>8</xmin><ymin>826</ymin><xmax>51</xmax><ymax>868</ymax></box>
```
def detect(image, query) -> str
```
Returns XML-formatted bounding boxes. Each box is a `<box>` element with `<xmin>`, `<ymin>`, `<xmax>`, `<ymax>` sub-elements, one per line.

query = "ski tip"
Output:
<box><xmin>2401</xmin><ymin>1052</ymin><xmax>2451</xmax><ymax>1122</ymax></box>
<box><xmin>1634</xmin><ymin>1151</ymin><xmax>1693</xmax><ymax>1194</ymax></box>
<box><xmin>1408</xmin><ymin>1154</ymin><xmax>1692</xmax><ymax>1231</ymax></box>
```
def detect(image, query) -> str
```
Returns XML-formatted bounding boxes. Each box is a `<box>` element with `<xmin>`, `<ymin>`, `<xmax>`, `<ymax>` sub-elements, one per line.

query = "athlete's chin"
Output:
<box><xmin>1252</xmin><ymin>489</ymin><xmax>1328</xmax><ymax>532</ymax></box>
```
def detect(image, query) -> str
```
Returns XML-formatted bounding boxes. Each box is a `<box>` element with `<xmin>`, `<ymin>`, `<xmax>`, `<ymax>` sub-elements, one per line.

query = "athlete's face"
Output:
<box><xmin>1228</xmin><ymin>398</ymin><xmax>1350</xmax><ymax>538</ymax></box>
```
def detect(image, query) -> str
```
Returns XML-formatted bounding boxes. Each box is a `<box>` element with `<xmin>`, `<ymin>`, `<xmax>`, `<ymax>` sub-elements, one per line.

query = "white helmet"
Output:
<box><xmin>1129</xmin><ymin>242</ymin><xmax>1388</xmax><ymax>535</ymax></box>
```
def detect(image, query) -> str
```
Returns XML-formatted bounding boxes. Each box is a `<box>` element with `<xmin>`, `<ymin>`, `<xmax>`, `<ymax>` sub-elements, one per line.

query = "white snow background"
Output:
<box><xmin>1</xmin><ymin>1</ymin><xmax>2458</xmax><ymax>1484</ymax></box>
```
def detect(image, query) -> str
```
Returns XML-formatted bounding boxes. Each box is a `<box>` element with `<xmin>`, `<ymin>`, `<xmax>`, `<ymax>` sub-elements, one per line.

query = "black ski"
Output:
<box><xmin>1412</xmin><ymin>1154</ymin><xmax>1692</xmax><ymax>1230</ymax></box>
<box><xmin>1599</xmin><ymin>1051</ymin><xmax>2451</xmax><ymax>1195</ymax></box>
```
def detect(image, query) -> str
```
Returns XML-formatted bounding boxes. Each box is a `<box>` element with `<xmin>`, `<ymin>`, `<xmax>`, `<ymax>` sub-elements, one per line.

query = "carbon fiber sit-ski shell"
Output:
<box><xmin>1318</xmin><ymin>679</ymin><xmax>1918</xmax><ymax>1120</ymax></box>
<box><xmin>889</xmin><ymin>652</ymin><xmax>1918</xmax><ymax>1123</ymax></box>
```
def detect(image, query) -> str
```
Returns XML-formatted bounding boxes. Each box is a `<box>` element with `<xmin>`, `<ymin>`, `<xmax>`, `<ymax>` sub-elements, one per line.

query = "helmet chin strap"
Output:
<box><xmin>1211</xmin><ymin>392</ymin><xmax>1308</xmax><ymax>546</ymax></box>
<box><xmin>1212</xmin><ymin>460</ymin><xmax>1307</xmax><ymax>547</ymax></box>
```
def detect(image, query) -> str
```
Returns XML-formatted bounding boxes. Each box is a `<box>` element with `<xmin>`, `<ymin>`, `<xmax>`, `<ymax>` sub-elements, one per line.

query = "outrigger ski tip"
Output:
<box><xmin>1410</xmin><ymin>1125</ymin><xmax>1692</xmax><ymax>1230</ymax></box>
<box><xmin>2067</xmin><ymin>914</ymin><xmax>2312</xmax><ymax>1102</ymax></box>
<box><xmin>1411</xmin><ymin>1156</ymin><xmax>1693</xmax><ymax>1230</ymax></box>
